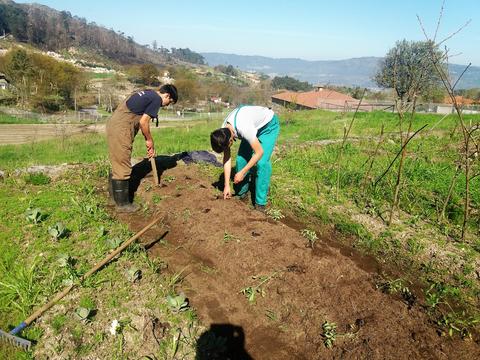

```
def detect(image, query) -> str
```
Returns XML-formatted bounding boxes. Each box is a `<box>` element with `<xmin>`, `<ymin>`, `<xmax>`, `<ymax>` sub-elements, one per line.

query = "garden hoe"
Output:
<box><xmin>0</xmin><ymin>215</ymin><xmax>163</xmax><ymax>350</ymax></box>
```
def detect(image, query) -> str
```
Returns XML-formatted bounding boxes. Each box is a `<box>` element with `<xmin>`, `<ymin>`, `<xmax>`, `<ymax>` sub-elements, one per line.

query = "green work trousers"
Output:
<box><xmin>234</xmin><ymin>115</ymin><xmax>280</xmax><ymax>205</ymax></box>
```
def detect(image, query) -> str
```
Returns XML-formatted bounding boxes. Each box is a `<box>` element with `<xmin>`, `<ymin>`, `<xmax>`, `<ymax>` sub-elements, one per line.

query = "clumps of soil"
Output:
<box><xmin>116</xmin><ymin>164</ymin><xmax>480</xmax><ymax>359</ymax></box>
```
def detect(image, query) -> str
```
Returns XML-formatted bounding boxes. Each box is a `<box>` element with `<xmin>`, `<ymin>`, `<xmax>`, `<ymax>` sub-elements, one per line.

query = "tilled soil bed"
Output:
<box><xmin>114</xmin><ymin>163</ymin><xmax>479</xmax><ymax>359</ymax></box>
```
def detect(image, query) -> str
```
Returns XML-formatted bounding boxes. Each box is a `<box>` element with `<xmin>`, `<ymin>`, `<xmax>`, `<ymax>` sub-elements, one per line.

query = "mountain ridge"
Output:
<box><xmin>202</xmin><ymin>52</ymin><xmax>480</xmax><ymax>89</ymax></box>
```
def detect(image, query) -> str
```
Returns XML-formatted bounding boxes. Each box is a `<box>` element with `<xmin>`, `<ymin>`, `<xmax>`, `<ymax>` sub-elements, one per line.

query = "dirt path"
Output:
<box><xmin>0</xmin><ymin>124</ymin><xmax>105</xmax><ymax>145</ymax></box>
<box><xmin>116</xmin><ymin>164</ymin><xmax>479</xmax><ymax>359</ymax></box>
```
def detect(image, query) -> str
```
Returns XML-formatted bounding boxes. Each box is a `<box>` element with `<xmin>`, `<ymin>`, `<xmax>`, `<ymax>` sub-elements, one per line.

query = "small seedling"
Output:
<box><xmin>182</xmin><ymin>209</ymin><xmax>191</xmax><ymax>222</ymax></box>
<box><xmin>321</xmin><ymin>321</ymin><xmax>337</xmax><ymax>348</ymax></box>
<box><xmin>223</xmin><ymin>231</ymin><xmax>239</xmax><ymax>243</ymax></box>
<box><xmin>301</xmin><ymin>229</ymin><xmax>318</xmax><ymax>248</ymax></box>
<box><xmin>74</xmin><ymin>307</ymin><xmax>93</xmax><ymax>323</ymax></box>
<box><xmin>241</xmin><ymin>272</ymin><xmax>279</xmax><ymax>304</ymax></box>
<box><xmin>152</xmin><ymin>194</ymin><xmax>163</xmax><ymax>204</ymax></box>
<box><xmin>48</xmin><ymin>222</ymin><xmax>67</xmax><ymax>240</ymax></box>
<box><xmin>97</xmin><ymin>225</ymin><xmax>107</xmax><ymax>238</ymax></box>
<box><xmin>57</xmin><ymin>253</ymin><xmax>75</xmax><ymax>267</ymax></box>
<box><xmin>106</xmin><ymin>237</ymin><xmax>123</xmax><ymax>250</ymax></box>
<box><xmin>25</xmin><ymin>207</ymin><xmax>44</xmax><ymax>224</ymax></box>
<box><xmin>241</xmin><ymin>286</ymin><xmax>265</xmax><ymax>303</ymax></box>
<box><xmin>266</xmin><ymin>208</ymin><xmax>285</xmax><ymax>221</ymax></box>
<box><xmin>265</xmin><ymin>309</ymin><xmax>278</xmax><ymax>321</ymax></box>
<box><xmin>125</xmin><ymin>267</ymin><xmax>142</xmax><ymax>283</ymax></box>
<box><xmin>166</xmin><ymin>293</ymin><xmax>189</xmax><ymax>313</ymax></box>
<box><xmin>200</xmin><ymin>264</ymin><xmax>217</xmax><ymax>275</ymax></box>
<box><xmin>163</xmin><ymin>175</ymin><xmax>176</xmax><ymax>183</ymax></box>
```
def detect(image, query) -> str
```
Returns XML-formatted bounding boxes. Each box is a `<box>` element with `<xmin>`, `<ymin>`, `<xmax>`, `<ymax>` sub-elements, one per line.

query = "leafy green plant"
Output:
<box><xmin>438</xmin><ymin>311</ymin><xmax>480</xmax><ymax>338</ymax></box>
<box><xmin>166</xmin><ymin>293</ymin><xmax>189</xmax><ymax>313</ymax></box>
<box><xmin>125</xmin><ymin>267</ymin><xmax>142</xmax><ymax>283</ymax></box>
<box><xmin>48</xmin><ymin>222</ymin><xmax>67</xmax><ymax>240</ymax></box>
<box><xmin>266</xmin><ymin>208</ymin><xmax>285</xmax><ymax>221</ymax></box>
<box><xmin>74</xmin><ymin>307</ymin><xmax>93</xmax><ymax>323</ymax></box>
<box><xmin>75</xmin><ymin>297</ymin><xmax>96</xmax><ymax>323</ymax></box>
<box><xmin>321</xmin><ymin>321</ymin><xmax>337</xmax><ymax>348</ymax></box>
<box><xmin>97</xmin><ymin>225</ymin><xmax>107</xmax><ymax>238</ymax></box>
<box><xmin>152</xmin><ymin>194</ymin><xmax>163</xmax><ymax>204</ymax></box>
<box><xmin>25</xmin><ymin>207</ymin><xmax>44</xmax><ymax>224</ymax></box>
<box><xmin>57</xmin><ymin>253</ymin><xmax>75</xmax><ymax>268</ymax></box>
<box><xmin>301</xmin><ymin>229</ymin><xmax>318</xmax><ymax>248</ymax></box>
<box><xmin>106</xmin><ymin>237</ymin><xmax>123</xmax><ymax>250</ymax></box>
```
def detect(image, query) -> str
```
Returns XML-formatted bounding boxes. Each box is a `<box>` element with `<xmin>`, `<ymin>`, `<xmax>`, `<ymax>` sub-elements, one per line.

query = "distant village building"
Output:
<box><xmin>0</xmin><ymin>73</ymin><xmax>10</xmax><ymax>90</ymax></box>
<box><xmin>272</xmin><ymin>86</ymin><xmax>369</xmax><ymax>111</ymax></box>
<box><xmin>209</xmin><ymin>96</ymin><xmax>230</xmax><ymax>107</ymax></box>
<box><xmin>443</xmin><ymin>95</ymin><xmax>476</xmax><ymax>106</ymax></box>
<box><xmin>160</xmin><ymin>71</ymin><xmax>175</xmax><ymax>84</ymax></box>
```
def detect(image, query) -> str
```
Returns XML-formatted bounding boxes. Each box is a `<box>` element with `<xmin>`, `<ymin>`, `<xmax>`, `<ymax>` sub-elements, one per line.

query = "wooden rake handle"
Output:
<box><xmin>23</xmin><ymin>215</ymin><xmax>163</xmax><ymax>326</ymax></box>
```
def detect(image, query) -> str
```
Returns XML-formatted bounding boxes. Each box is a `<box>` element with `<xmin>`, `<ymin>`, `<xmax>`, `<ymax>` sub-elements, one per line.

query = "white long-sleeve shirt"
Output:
<box><xmin>222</xmin><ymin>106</ymin><xmax>274</xmax><ymax>144</ymax></box>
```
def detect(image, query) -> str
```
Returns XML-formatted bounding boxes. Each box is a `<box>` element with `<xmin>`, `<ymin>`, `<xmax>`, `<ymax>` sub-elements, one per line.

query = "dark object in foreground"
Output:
<box><xmin>196</xmin><ymin>323</ymin><xmax>252</xmax><ymax>360</ymax></box>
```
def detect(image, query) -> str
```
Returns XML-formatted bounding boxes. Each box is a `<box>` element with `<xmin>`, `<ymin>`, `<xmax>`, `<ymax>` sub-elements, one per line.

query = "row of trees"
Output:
<box><xmin>0</xmin><ymin>2</ymin><xmax>168</xmax><ymax>65</ymax></box>
<box><xmin>271</xmin><ymin>75</ymin><xmax>312</xmax><ymax>92</ymax></box>
<box><xmin>0</xmin><ymin>48</ymin><xmax>87</xmax><ymax>111</ymax></box>
<box><xmin>168</xmin><ymin>66</ymin><xmax>271</xmax><ymax>107</ymax></box>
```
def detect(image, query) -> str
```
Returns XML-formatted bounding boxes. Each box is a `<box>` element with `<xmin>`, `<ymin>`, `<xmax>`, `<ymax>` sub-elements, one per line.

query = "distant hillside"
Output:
<box><xmin>202</xmin><ymin>52</ymin><xmax>480</xmax><ymax>90</ymax></box>
<box><xmin>0</xmin><ymin>0</ymin><xmax>203</xmax><ymax>66</ymax></box>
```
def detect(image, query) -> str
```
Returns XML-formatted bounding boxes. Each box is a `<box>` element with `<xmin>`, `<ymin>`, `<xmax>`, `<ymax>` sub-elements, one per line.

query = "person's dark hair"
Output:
<box><xmin>210</xmin><ymin>128</ymin><xmax>231</xmax><ymax>153</ymax></box>
<box><xmin>159</xmin><ymin>84</ymin><xmax>178</xmax><ymax>104</ymax></box>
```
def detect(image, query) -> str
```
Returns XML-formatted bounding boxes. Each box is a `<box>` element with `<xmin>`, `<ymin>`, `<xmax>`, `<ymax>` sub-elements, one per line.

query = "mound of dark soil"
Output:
<box><xmin>115</xmin><ymin>164</ymin><xmax>479</xmax><ymax>359</ymax></box>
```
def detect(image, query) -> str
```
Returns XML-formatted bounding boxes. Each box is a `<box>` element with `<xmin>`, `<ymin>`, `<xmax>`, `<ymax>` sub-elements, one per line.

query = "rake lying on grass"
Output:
<box><xmin>0</xmin><ymin>215</ymin><xmax>163</xmax><ymax>350</ymax></box>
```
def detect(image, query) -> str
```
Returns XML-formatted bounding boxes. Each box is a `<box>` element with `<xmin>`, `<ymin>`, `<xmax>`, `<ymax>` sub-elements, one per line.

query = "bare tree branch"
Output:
<box><xmin>434</xmin><ymin>0</ymin><xmax>446</xmax><ymax>42</ymax></box>
<box><xmin>452</xmin><ymin>63</ymin><xmax>472</xmax><ymax>91</ymax></box>
<box><xmin>374</xmin><ymin>124</ymin><xmax>428</xmax><ymax>188</ymax></box>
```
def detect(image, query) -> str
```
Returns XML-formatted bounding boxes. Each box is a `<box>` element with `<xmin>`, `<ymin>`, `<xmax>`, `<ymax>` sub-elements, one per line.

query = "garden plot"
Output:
<box><xmin>115</xmin><ymin>163</ymin><xmax>480</xmax><ymax>359</ymax></box>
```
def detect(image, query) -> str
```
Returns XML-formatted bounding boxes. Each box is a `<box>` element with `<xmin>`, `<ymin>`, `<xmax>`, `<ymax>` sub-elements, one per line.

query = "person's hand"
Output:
<box><xmin>146</xmin><ymin>139</ymin><xmax>155</xmax><ymax>158</ymax></box>
<box><xmin>223</xmin><ymin>185</ymin><xmax>232</xmax><ymax>199</ymax></box>
<box><xmin>233</xmin><ymin>171</ymin><xmax>245</xmax><ymax>184</ymax></box>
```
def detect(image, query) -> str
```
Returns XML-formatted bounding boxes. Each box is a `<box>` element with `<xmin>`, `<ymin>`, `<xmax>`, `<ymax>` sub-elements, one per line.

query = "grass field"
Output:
<box><xmin>0</xmin><ymin>109</ymin><xmax>479</xmax><ymax>357</ymax></box>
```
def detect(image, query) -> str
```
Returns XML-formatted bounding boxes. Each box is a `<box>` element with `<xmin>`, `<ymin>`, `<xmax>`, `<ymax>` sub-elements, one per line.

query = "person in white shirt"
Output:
<box><xmin>210</xmin><ymin>105</ymin><xmax>280</xmax><ymax>211</ymax></box>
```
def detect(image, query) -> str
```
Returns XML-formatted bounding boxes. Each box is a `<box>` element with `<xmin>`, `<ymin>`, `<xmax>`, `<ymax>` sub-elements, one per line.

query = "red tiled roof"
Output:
<box><xmin>272</xmin><ymin>89</ymin><xmax>363</xmax><ymax>109</ymax></box>
<box><xmin>443</xmin><ymin>95</ymin><xmax>475</xmax><ymax>105</ymax></box>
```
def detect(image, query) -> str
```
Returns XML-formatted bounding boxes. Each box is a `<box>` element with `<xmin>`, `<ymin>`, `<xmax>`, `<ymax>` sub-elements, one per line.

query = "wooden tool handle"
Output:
<box><xmin>150</xmin><ymin>157</ymin><xmax>159</xmax><ymax>186</ymax></box>
<box><xmin>23</xmin><ymin>215</ymin><xmax>163</xmax><ymax>325</ymax></box>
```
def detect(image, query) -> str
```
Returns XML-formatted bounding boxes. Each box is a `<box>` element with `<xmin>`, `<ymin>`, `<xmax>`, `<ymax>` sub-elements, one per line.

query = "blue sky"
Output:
<box><xmin>15</xmin><ymin>0</ymin><xmax>480</xmax><ymax>65</ymax></box>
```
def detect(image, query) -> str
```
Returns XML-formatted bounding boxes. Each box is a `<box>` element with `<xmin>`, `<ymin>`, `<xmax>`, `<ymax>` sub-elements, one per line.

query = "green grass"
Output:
<box><xmin>86</xmin><ymin>72</ymin><xmax>115</xmax><ymax>79</ymax></box>
<box><xmin>0</xmin><ymin>166</ymin><xmax>201</xmax><ymax>359</ymax></box>
<box><xmin>271</xmin><ymin>109</ymin><xmax>480</xmax><ymax>336</ymax></box>
<box><xmin>0</xmin><ymin>107</ymin><xmax>479</xmax><ymax>346</ymax></box>
<box><xmin>0</xmin><ymin>119</ymin><xmax>216</xmax><ymax>170</ymax></box>
<box><xmin>0</xmin><ymin>112</ymin><xmax>43</xmax><ymax>124</ymax></box>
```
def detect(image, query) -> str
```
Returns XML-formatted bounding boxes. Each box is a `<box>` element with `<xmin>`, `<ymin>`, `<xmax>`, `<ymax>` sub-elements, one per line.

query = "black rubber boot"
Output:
<box><xmin>112</xmin><ymin>179</ymin><xmax>139</xmax><ymax>213</ymax></box>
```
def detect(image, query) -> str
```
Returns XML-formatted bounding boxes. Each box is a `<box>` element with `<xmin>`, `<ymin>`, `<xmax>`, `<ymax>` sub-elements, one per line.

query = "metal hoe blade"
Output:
<box><xmin>0</xmin><ymin>329</ymin><xmax>31</xmax><ymax>350</ymax></box>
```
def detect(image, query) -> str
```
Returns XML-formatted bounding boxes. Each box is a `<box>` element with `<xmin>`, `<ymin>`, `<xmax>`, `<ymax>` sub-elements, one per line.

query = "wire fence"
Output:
<box><xmin>0</xmin><ymin>106</ymin><xmax>229</xmax><ymax>124</ymax></box>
